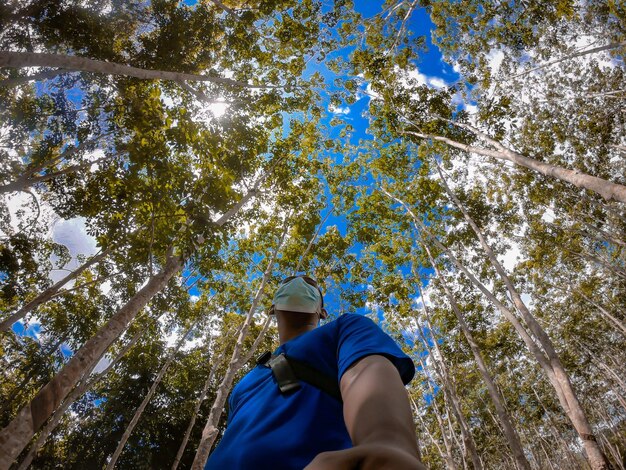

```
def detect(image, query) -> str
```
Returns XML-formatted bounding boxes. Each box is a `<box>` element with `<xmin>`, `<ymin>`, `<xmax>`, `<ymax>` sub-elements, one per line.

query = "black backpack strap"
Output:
<box><xmin>257</xmin><ymin>351</ymin><xmax>343</xmax><ymax>403</ymax></box>
<box><xmin>286</xmin><ymin>356</ymin><xmax>342</xmax><ymax>402</ymax></box>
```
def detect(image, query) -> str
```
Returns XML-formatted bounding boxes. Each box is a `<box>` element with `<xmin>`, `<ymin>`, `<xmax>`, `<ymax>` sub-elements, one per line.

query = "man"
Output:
<box><xmin>205</xmin><ymin>275</ymin><xmax>426</xmax><ymax>469</ymax></box>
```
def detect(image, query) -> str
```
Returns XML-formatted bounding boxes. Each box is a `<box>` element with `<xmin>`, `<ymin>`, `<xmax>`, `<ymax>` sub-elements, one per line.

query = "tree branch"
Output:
<box><xmin>507</xmin><ymin>42</ymin><xmax>626</xmax><ymax>80</ymax></box>
<box><xmin>0</xmin><ymin>51</ymin><xmax>277</xmax><ymax>89</ymax></box>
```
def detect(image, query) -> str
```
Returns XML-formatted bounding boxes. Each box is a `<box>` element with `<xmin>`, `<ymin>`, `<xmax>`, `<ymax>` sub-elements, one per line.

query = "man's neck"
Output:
<box><xmin>275</xmin><ymin>310</ymin><xmax>319</xmax><ymax>344</ymax></box>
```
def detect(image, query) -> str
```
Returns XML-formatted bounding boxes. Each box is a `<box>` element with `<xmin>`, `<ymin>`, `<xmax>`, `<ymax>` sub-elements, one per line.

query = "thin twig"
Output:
<box><xmin>295</xmin><ymin>205</ymin><xmax>335</xmax><ymax>274</ymax></box>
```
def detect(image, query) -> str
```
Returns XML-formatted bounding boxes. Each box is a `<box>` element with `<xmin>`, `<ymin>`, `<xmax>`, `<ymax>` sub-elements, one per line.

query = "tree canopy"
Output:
<box><xmin>1</xmin><ymin>1</ymin><xmax>624</xmax><ymax>469</ymax></box>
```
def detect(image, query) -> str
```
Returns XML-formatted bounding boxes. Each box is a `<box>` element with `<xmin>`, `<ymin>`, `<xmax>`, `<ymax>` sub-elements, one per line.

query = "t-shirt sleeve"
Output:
<box><xmin>336</xmin><ymin>314</ymin><xmax>415</xmax><ymax>385</ymax></box>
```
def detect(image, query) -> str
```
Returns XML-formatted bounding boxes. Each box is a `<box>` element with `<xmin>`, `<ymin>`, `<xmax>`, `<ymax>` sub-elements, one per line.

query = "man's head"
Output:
<box><xmin>269</xmin><ymin>275</ymin><xmax>328</xmax><ymax>320</ymax></box>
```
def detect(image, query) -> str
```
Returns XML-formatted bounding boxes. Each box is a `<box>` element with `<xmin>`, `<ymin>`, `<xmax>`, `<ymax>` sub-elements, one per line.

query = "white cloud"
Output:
<box><xmin>86</xmin><ymin>149</ymin><xmax>106</xmax><ymax>172</ymax></box>
<box><xmin>464</xmin><ymin>103</ymin><xmax>478</xmax><ymax>114</ymax></box>
<box><xmin>406</xmin><ymin>69</ymin><xmax>448</xmax><ymax>90</ymax></box>
<box><xmin>3</xmin><ymin>192</ymin><xmax>38</xmax><ymax>234</ymax></box>
<box><xmin>329</xmin><ymin>104</ymin><xmax>350</xmax><ymax>115</ymax></box>
<box><xmin>499</xmin><ymin>241</ymin><xmax>522</xmax><ymax>271</ymax></box>
<box><xmin>428</xmin><ymin>77</ymin><xmax>447</xmax><ymax>89</ymax></box>
<box><xmin>49</xmin><ymin>217</ymin><xmax>98</xmax><ymax>283</ymax></box>
<box><xmin>486</xmin><ymin>49</ymin><xmax>505</xmax><ymax>76</ymax></box>
<box><xmin>364</xmin><ymin>83</ymin><xmax>381</xmax><ymax>101</ymax></box>
<box><xmin>93</xmin><ymin>355</ymin><xmax>112</xmax><ymax>373</ymax></box>
<box><xmin>181</xmin><ymin>334</ymin><xmax>205</xmax><ymax>352</ymax></box>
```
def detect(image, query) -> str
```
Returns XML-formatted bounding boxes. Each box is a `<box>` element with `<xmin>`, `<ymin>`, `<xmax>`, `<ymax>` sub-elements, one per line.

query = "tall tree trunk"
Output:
<box><xmin>534</xmin><ymin>427</ymin><xmax>558</xmax><ymax>470</ymax></box>
<box><xmin>382</xmin><ymin>186</ymin><xmax>610</xmax><ymax>470</ymax></box>
<box><xmin>411</xmin><ymin>395</ymin><xmax>439</xmax><ymax>465</ymax></box>
<box><xmin>401</xmin><ymin>127</ymin><xmax>626</xmax><ymax>204</ymax></box>
<box><xmin>295</xmin><ymin>205</ymin><xmax>334</xmax><ymax>273</ymax></box>
<box><xmin>0</xmin><ymin>250</ymin><xmax>183</xmax><ymax>469</ymax></box>
<box><xmin>0</xmin><ymin>52</ymin><xmax>273</xmax><ymax>89</ymax></box>
<box><xmin>593</xmin><ymin>408</ymin><xmax>625</xmax><ymax>470</ymax></box>
<box><xmin>171</xmin><ymin>347</ymin><xmax>225</xmax><ymax>470</ymax></box>
<box><xmin>434</xmin><ymin>165</ymin><xmax>610</xmax><ymax>469</ymax></box>
<box><xmin>419</xmin><ymin>245</ymin><xmax>531</xmax><ymax>470</ymax></box>
<box><xmin>546</xmin><ymin>285</ymin><xmax>626</xmax><ymax>339</ymax></box>
<box><xmin>172</xmin><ymin>316</ymin><xmax>271</xmax><ymax>470</ymax></box>
<box><xmin>507</xmin><ymin>42</ymin><xmax>626</xmax><ymax>80</ymax></box>
<box><xmin>418</xmin><ymin>358</ymin><xmax>458</xmax><ymax>470</ymax></box>
<box><xmin>106</xmin><ymin>319</ymin><xmax>199</xmax><ymax>470</ymax></box>
<box><xmin>0</xmin><ymin>157</ymin><xmax>107</xmax><ymax>194</ymax></box>
<box><xmin>534</xmin><ymin>388</ymin><xmax>585</xmax><ymax>470</ymax></box>
<box><xmin>568</xmin><ymin>337</ymin><xmax>626</xmax><ymax>413</ymax></box>
<box><xmin>578</xmin><ymin>293</ymin><xmax>626</xmax><ymax>338</ymax></box>
<box><xmin>191</xmin><ymin>225</ymin><xmax>287</xmax><ymax>470</ymax></box>
<box><xmin>0</xmin><ymin>334</ymin><xmax>68</xmax><ymax>416</ymax></box>
<box><xmin>0</xmin><ymin>249</ymin><xmax>110</xmax><ymax>333</ymax></box>
<box><xmin>415</xmin><ymin>310</ymin><xmax>483</xmax><ymax>470</ymax></box>
<box><xmin>16</xmin><ymin>328</ymin><xmax>145</xmax><ymax>470</ymax></box>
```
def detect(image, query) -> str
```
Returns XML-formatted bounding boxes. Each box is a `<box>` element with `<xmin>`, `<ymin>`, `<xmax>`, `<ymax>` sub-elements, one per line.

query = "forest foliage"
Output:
<box><xmin>0</xmin><ymin>0</ymin><xmax>625</xmax><ymax>469</ymax></box>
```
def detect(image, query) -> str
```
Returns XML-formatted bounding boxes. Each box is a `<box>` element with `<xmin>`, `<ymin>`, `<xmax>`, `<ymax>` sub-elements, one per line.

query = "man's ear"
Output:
<box><xmin>320</xmin><ymin>308</ymin><xmax>328</xmax><ymax>320</ymax></box>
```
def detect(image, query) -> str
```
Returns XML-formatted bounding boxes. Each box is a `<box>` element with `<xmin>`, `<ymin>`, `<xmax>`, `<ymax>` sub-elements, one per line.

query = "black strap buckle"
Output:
<box><xmin>256</xmin><ymin>351</ymin><xmax>272</xmax><ymax>365</ymax></box>
<box><xmin>266</xmin><ymin>353</ymin><xmax>301</xmax><ymax>394</ymax></box>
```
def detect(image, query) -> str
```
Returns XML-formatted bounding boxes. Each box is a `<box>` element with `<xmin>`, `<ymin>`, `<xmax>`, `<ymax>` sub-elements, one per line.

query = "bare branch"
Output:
<box><xmin>0</xmin><ymin>51</ymin><xmax>277</xmax><ymax>89</ymax></box>
<box><xmin>207</xmin><ymin>0</ymin><xmax>236</xmax><ymax>16</ymax></box>
<box><xmin>295</xmin><ymin>205</ymin><xmax>334</xmax><ymax>273</ymax></box>
<box><xmin>507</xmin><ymin>42</ymin><xmax>626</xmax><ymax>81</ymax></box>
<box><xmin>0</xmin><ymin>69</ymin><xmax>67</xmax><ymax>87</ymax></box>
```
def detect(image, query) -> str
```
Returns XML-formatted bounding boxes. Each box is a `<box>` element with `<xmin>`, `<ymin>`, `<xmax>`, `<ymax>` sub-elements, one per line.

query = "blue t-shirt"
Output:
<box><xmin>204</xmin><ymin>313</ymin><xmax>415</xmax><ymax>470</ymax></box>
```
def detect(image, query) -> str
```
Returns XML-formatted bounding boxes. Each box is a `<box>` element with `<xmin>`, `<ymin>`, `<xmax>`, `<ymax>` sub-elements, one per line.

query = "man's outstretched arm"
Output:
<box><xmin>305</xmin><ymin>355</ymin><xmax>426</xmax><ymax>470</ymax></box>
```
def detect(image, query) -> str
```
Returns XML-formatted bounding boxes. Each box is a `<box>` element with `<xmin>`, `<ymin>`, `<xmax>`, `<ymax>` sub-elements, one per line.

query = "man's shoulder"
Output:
<box><xmin>314</xmin><ymin>313</ymin><xmax>374</xmax><ymax>338</ymax></box>
<box><xmin>334</xmin><ymin>313</ymin><xmax>378</xmax><ymax>328</ymax></box>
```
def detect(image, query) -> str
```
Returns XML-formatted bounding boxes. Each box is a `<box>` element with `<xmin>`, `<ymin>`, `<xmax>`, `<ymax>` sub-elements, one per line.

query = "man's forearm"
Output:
<box><xmin>305</xmin><ymin>355</ymin><xmax>424</xmax><ymax>470</ymax></box>
<box><xmin>340</xmin><ymin>355</ymin><xmax>420</xmax><ymax>455</ymax></box>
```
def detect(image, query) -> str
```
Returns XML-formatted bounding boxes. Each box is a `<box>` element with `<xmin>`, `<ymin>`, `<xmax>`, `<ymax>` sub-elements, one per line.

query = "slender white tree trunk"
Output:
<box><xmin>418</xmin><ymin>357</ymin><xmax>458</xmax><ymax>470</ymax></box>
<box><xmin>428</xmin><ymin>169</ymin><xmax>529</xmax><ymax>469</ymax></box>
<box><xmin>579</xmin><ymin>293</ymin><xmax>626</xmax><ymax>338</ymax></box>
<box><xmin>402</xmin><ymin>127</ymin><xmax>626</xmax><ymax>204</ymax></box>
<box><xmin>0</xmin><ymin>249</ymin><xmax>110</xmax><ymax>332</ymax></box>
<box><xmin>534</xmin><ymin>428</ymin><xmax>558</xmax><ymax>470</ymax></box>
<box><xmin>415</xmin><ymin>311</ymin><xmax>483</xmax><ymax>470</ymax></box>
<box><xmin>433</xmin><ymin>166</ymin><xmax>610</xmax><ymax>469</ymax></box>
<box><xmin>0</xmin><ymin>160</ymin><xmax>269</xmax><ymax>467</ymax></box>
<box><xmin>171</xmin><ymin>346</ymin><xmax>225</xmax><ymax>470</ymax></box>
<box><xmin>507</xmin><ymin>42</ymin><xmax>626</xmax><ymax>80</ymax></box>
<box><xmin>171</xmin><ymin>317</ymin><xmax>271</xmax><ymax>470</ymax></box>
<box><xmin>418</xmin><ymin>247</ymin><xmax>530</xmax><ymax>470</ymax></box>
<box><xmin>0</xmin><ymin>157</ymin><xmax>107</xmax><ymax>193</ymax></box>
<box><xmin>191</xmin><ymin>226</ymin><xmax>287</xmax><ymax>470</ymax></box>
<box><xmin>0</xmin><ymin>51</ymin><xmax>273</xmax><ymax>89</ymax></box>
<box><xmin>106</xmin><ymin>319</ymin><xmax>199</xmax><ymax>469</ymax></box>
<box><xmin>410</xmin><ymin>396</ymin><xmax>439</xmax><ymax>464</ymax></box>
<box><xmin>295</xmin><ymin>205</ymin><xmax>334</xmax><ymax>273</ymax></box>
<box><xmin>0</xmin><ymin>133</ymin><xmax>110</xmax><ymax>195</ymax></box>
